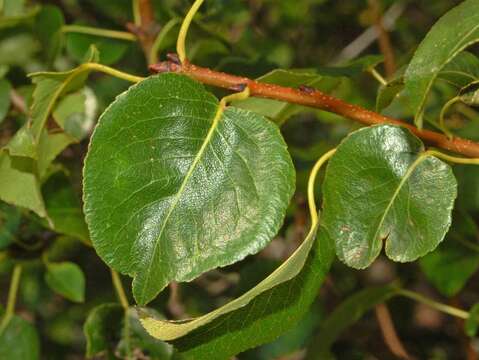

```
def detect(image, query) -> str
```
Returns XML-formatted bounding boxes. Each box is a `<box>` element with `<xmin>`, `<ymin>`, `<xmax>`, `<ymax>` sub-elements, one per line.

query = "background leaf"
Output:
<box><xmin>307</xmin><ymin>285</ymin><xmax>399</xmax><ymax>359</ymax></box>
<box><xmin>420</xmin><ymin>213</ymin><xmax>479</xmax><ymax>297</ymax></box>
<box><xmin>0</xmin><ymin>78</ymin><xmax>11</xmax><ymax>124</ymax></box>
<box><xmin>0</xmin><ymin>315</ymin><xmax>40</xmax><ymax>360</ymax></box>
<box><xmin>45</xmin><ymin>261</ymin><xmax>85</xmax><ymax>302</ymax></box>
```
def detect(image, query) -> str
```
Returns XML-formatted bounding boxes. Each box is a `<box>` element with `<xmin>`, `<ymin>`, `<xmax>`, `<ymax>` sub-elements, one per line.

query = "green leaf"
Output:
<box><xmin>45</xmin><ymin>261</ymin><xmax>85</xmax><ymax>302</ymax></box>
<box><xmin>459</xmin><ymin>82</ymin><xmax>479</xmax><ymax>105</ymax></box>
<box><xmin>43</xmin><ymin>173</ymin><xmax>90</xmax><ymax>243</ymax></box>
<box><xmin>0</xmin><ymin>34</ymin><xmax>40</xmax><ymax>67</ymax></box>
<box><xmin>66</xmin><ymin>27</ymin><xmax>129</xmax><ymax>65</ymax></box>
<box><xmin>34</xmin><ymin>5</ymin><xmax>65</xmax><ymax>62</ymax></box>
<box><xmin>0</xmin><ymin>315</ymin><xmax>40</xmax><ymax>360</ymax></box>
<box><xmin>141</xmin><ymin>219</ymin><xmax>319</xmax><ymax>341</ymax></box>
<box><xmin>0</xmin><ymin>152</ymin><xmax>46</xmax><ymax>217</ymax></box>
<box><xmin>316</xmin><ymin>55</ymin><xmax>384</xmax><ymax>77</ymax></box>
<box><xmin>0</xmin><ymin>202</ymin><xmax>21</xmax><ymax>250</ymax></box>
<box><xmin>37</xmin><ymin>130</ymin><xmax>76</xmax><ymax>179</ymax></box>
<box><xmin>84</xmin><ymin>303</ymin><xmax>124</xmax><ymax>357</ymax></box>
<box><xmin>120</xmin><ymin>308</ymin><xmax>173</xmax><ymax>359</ymax></box>
<box><xmin>28</xmin><ymin>62</ymin><xmax>95</xmax><ymax>143</ymax></box>
<box><xmin>0</xmin><ymin>2</ymin><xmax>40</xmax><ymax>30</ymax></box>
<box><xmin>142</xmin><ymin>226</ymin><xmax>333</xmax><ymax>360</ymax></box>
<box><xmin>465</xmin><ymin>303</ymin><xmax>479</xmax><ymax>337</ymax></box>
<box><xmin>438</xmin><ymin>51</ymin><xmax>479</xmax><ymax>89</ymax></box>
<box><xmin>376</xmin><ymin>77</ymin><xmax>404</xmax><ymax>113</ymax></box>
<box><xmin>307</xmin><ymin>285</ymin><xmax>399</xmax><ymax>358</ymax></box>
<box><xmin>84</xmin><ymin>304</ymin><xmax>172</xmax><ymax>358</ymax></box>
<box><xmin>83</xmin><ymin>73</ymin><xmax>295</xmax><ymax>305</ymax></box>
<box><xmin>52</xmin><ymin>89</ymin><xmax>97</xmax><ymax>141</ymax></box>
<box><xmin>420</xmin><ymin>213</ymin><xmax>479</xmax><ymax>297</ymax></box>
<box><xmin>0</xmin><ymin>78</ymin><xmax>11</xmax><ymax>124</ymax></box>
<box><xmin>321</xmin><ymin>125</ymin><xmax>457</xmax><ymax>269</ymax></box>
<box><xmin>403</xmin><ymin>0</ymin><xmax>479</xmax><ymax>128</ymax></box>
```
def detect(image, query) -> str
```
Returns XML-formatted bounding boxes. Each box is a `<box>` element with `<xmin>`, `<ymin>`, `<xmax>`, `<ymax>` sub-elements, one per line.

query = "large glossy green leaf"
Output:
<box><xmin>45</xmin><ymin>261</ymin><xmax>85</xmax><ymax>302</ymax></box>
<box><xmin>403</xmin><ymin>0</ymin><xmax>479</xmax><ymax>128</ymax></box>
<box><xmin>0</xmin><ymin>315</ymin><xmax>40</xmax><ymax>360</ymax></box>
<box><xmin>167</xmin><ymin>226</ymin><xmax>334</xmax><ymax>360</ymax></box>
<box><xmin>307</xmin><ymin>285</ymin><xmax>399</xmax><ymax>359</ymax></box>
<box><xmin>321</xmin><ymin>125</ymin><xmax>457</xmax><ymax>269</ymax></box>
<box><xmin>83</xmin><ymin>73</ymin><xmax>295</xmax><ymax>305</ymax></box>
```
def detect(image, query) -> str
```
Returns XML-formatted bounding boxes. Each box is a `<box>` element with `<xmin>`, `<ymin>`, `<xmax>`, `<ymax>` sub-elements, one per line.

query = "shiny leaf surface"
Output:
<box><xmin>83</xmin><ymin>74</ymin><xmax>295</xmax><ymax>305</ymax></box>
<box><xmin>321</xmin><ymin>125</ymin><xmax>457</xmax><ymax>269</ymax></box>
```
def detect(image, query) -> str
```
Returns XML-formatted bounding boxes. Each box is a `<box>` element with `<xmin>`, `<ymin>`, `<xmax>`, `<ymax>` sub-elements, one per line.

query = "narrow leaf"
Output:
<box><xmin>321</xmin><ymin>125</ymin><xmax>457</xmax><ymax>269</ymax></box>
<box><xmin>152</xmin><ymin>226</ymin><xmax>334</xmax><ymax>360</ymax></box>
<box><xmin>83</xmin><ymin>73</ymin><xmax>295</xmax><ymax>305</ymax></box>
<box><xmin>141</xmin><ymin>220</ymin><xmax>319</xmax><ymax>341</ymax></box>
<box><xmin>403</xmin><ymin>0</ymin><xmax>479</xmax><ymax>127</ymax></box>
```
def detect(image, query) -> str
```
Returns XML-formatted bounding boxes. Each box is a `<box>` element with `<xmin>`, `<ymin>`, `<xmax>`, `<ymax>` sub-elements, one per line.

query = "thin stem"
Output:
<box><xmin>150</xmin><ymin>60</ymin><xmax>479</xmax><ymax>158</ymax></box>
<box><xmin>62</xmin><ymin>25</ymin><xmax>137</xmax><ymax>42</ymax></box>
<box><xmin>425</xmin><ymin>149</ymin><xmax>479</xmax><ymax>166</ymax></box>
<box><xmin>439</xmin><ymin>96</ymin><xmax>460</xmax><ymax>138</ymax></box>
<box><xmin>111</xmin><ymin>269</ymin><xmax>129</xmax><ymax>310</ymax></box>
<box><xmin>85</xmin><ymin>63</ymin><xmax>145</xmax><ymax>83</ymax></box>
<box><xmin>307</xmin><ymin>149</ymin><xmax>337</xmax><ymax>224</ymax></box>
<box><xmin>0</xmin><ymin>264</ymin><xmax>22</xmax><ymax>333</ymax></box>
<box><xmin>398</xmin><ymin>289</ymin><xmax>469</xmax><ymax>320</ymax></box>
<box><xmin>132</xmin><ymin>0</ymin><xmax>141</xmax><ymax>26</ymax></box>
<box><xmin>149</xmin><ymin>18</ymin><xmax>181</xmax><ymax>64</ymax></box>
<box><xmin>370</xmin><ymin>68</ymin><xmax>387</xmax><ymax>86</ymax></box>
<box><xmin>375</xmin><ymin>303</ymin><xmax>411</xmax><ymax>359</ymax></box>
<box><xmin>177</xmin><ymin>0</ymin><xmax>205</xmax><ymax>63</ymax></box>
<box><xmin>369</xmin><ymin>0</ymin><xmax>396</xmax><ymax>78</ymax></box>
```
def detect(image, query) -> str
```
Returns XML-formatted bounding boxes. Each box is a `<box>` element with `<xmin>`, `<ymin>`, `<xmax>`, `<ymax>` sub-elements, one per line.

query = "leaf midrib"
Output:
<box><xmin>138</xmin><ymin>100</ymin><xmax>225</xmax><ymax>302</ymax></box>
<box><xmin>369</xmin><ymin>152</ymin><xmax>430</xmax><ymax>261</ymax></box>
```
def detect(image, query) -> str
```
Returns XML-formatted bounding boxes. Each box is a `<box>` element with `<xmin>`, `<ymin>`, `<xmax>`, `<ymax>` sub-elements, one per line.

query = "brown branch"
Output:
<box><xmin>369</xmin><ymin>0</ymin><xmax>396</xmax><ymax>77</ymax></box>
<box><xmin>126</xmin><ymin>0</ymin><xmax>159</xmax><ymax>63</ymax></box>
<box><xmin>150</xmin><ymin>56</ymin><xmax>479</xmax><ymax>158</ymax></box>
<box><xmin>375</xmin><ymin>303</ymin><xmax>412</xmax><ymax>359</ymax></box>
<box><xmin>9</xmin><ymin>89</ymin><xmax>27</xmax><ymax>115</ymax></box>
